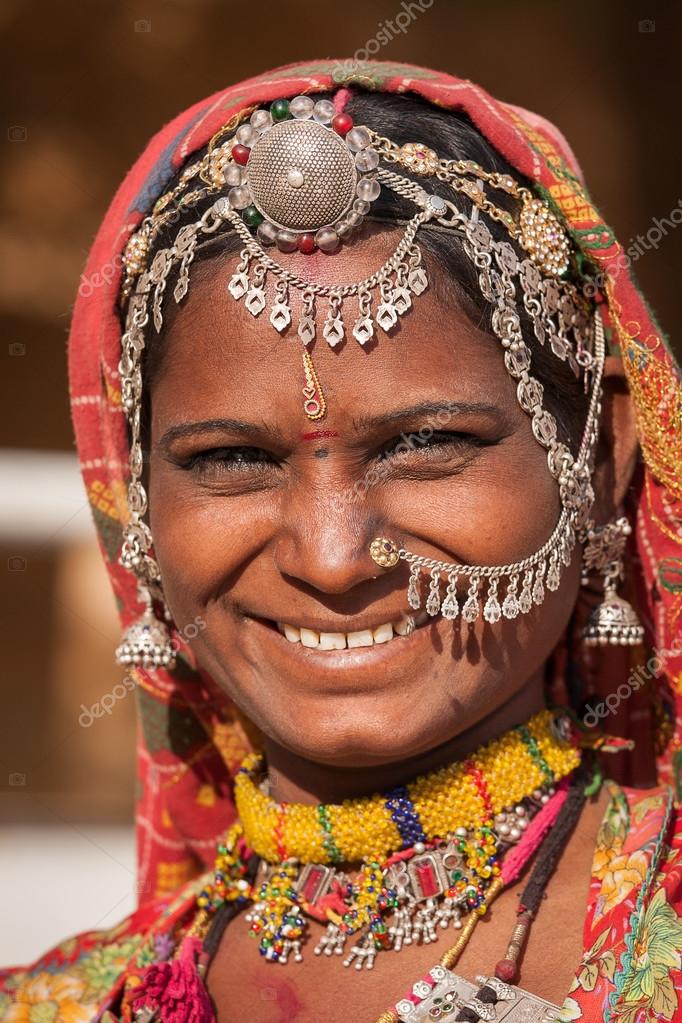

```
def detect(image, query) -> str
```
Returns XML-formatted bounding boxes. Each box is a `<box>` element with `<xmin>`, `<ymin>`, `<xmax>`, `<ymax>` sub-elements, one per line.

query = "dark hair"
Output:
<box><xmin>136</xmin><ymin>90</ymin><xmax>590</xmax><ymax>449</ymax></box>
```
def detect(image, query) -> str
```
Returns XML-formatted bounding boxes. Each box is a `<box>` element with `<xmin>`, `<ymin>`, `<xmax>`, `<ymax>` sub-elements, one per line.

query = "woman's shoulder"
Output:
<box><xmin>0</xmin><ymin>872</ymin><xmax>209</xmax><ymax>1021</ymax></box>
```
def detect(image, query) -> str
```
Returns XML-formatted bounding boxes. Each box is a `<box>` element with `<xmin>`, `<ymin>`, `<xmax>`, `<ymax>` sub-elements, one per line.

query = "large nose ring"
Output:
<box><xmin>369</xmin><ymin>537</ymin><xmax>400</xmax><ymax>569</ymax></box>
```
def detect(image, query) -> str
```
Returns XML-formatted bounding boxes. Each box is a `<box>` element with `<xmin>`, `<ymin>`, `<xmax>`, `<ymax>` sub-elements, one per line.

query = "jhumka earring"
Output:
<box><xmin>580</xmin><ymin>516</ymin><xmax>644</xmax><ymax>646</ymax></box>
<box><xmin>115</xmin><ymin>318</ymin><xmax>176</xmax><ymax>670</ymax></box>
<box><xmin>115</xmin><ymin>581</ymin><xmax>176</xmax><ymax>668</ymax></box>
<box><xmin>115</xmin><ymin>92</ymin><xmax>606</xmax><ymax>665</ymax></box>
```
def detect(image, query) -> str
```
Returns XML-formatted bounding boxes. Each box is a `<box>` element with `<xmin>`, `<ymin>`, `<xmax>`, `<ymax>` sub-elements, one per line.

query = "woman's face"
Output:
<box><xmin>148</xmin><ymin>233</ymin><xmax>583</xmax><ymax>767</ymax></box>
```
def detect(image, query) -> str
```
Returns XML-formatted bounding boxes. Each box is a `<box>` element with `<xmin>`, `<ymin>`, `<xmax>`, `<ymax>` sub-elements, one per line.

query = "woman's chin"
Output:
<box><xmin>249</xmin><ymin>695</ymin><xmax>461</xmax><ymax>769</ymax></box>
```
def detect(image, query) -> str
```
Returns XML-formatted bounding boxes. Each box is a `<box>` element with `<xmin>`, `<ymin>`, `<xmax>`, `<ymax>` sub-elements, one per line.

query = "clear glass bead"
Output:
<box><xmin>236</xmin><ymin>124</ymin><xmax>259</xmax><ymax>147</ymax></box>
<box><xmin>315</xmin><ymin>227</ymin><xmax>339</xmax><ymax>253</ymax></box>
<box><xmin>250</xmin><ymin>109</ymin><xmax>273</xmax><ymax>132</ymax></box>
<box><xmin>357</xmin><ymin>177</ymin><xmax>380</xmax><ymax>202</ymax></box>
<box><xmin>257</xmin><ymin>220</ymin><xmax>278</xmax><ymax>246</ymax></box>
<box><xmin>289</xmin><ymin>95</ymin><xmax>314</xmax><ymax>119</ymax></box>
<box><xmin>346</xmin><ymin>126</ymin><xmax>371</xmax><ymax>151</ymax></box>
<box><xmin>355</xmin><ymin>147</ymin><xmax>379</xmax><ymax>172</ymax></box>
<box><xmin>276</xmin><ymin>230</ymin><xmax>297</xmax><ymax>253</ymax></box>
<box><xmin>312</xmin><ymin>99</ymin><xmax>335</xmax><ymax>124</ymax></box>
<box><xmin>224</xmin><ymin>164</ymin><xmax>244</xmax><ymax>187</ymax></box>
<box><xmin>353</xmin><ymin>199</ymin><xmax>370</xmax><ymax>214</ymax></box>
<box><xmin>228</xmin><ymin>185</ymin><xmax>251</xmax><ymax>210</ymax></box>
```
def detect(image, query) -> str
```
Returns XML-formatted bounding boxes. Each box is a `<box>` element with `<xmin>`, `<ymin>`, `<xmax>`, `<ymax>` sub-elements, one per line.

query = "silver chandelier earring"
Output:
<box><xmin>580</xmin><ymin>516</ymin><xmax>644</xmax><ymax>647</ymax></box>
<box><xmin>115</xmin><ymin>581</ymin><xmax>176</xmax><ymax>669</ymax></box>
<box><xmin>115</xmin><ymin>311</ymin><xmax>177</xmax><ymax>670</ymax></box>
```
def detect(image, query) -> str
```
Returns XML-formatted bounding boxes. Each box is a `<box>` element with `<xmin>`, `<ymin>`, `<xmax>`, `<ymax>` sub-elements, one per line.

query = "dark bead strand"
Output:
<box><xmin>494</xmin><ymin>768</ymin><xmax>587</xmax><ymax>984</ymax></box>
<box><xmin>203</xmin><ymin>853</ymin><xmax>260</xmax><ymax>963</ymax></box>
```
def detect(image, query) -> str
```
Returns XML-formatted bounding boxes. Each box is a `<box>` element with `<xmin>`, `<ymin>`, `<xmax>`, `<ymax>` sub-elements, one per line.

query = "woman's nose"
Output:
<box><xmin>271</xmin><ymin>483</ymin><xmax>383</xmax><ymax>595</ymax></box>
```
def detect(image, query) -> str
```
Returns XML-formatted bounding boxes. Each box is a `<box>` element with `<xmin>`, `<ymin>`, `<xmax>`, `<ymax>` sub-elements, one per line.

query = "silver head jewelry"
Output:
<box><xmin>115</xmin><ymin>94</ymin><xmax>641</xmax><ymax>667</ymax></box>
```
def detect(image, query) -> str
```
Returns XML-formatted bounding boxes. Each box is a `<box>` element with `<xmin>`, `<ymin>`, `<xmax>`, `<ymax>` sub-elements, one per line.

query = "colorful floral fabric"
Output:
<box><xmin>1</xmin><ymin>784</ymin><xmax>681</xmax><ymax>1021</ymax></box>
<box><xmin>567</xmin><ymin>784</ymin><xmax>682</xmax><ymax>1022</ymax></box>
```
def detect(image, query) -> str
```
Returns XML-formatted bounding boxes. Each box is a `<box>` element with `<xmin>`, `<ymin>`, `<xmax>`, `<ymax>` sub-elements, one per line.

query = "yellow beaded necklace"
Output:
<box><xmin>235</xmin><ymin>708</ymin><xmax>580</xmax><ymax>864</ymax></box>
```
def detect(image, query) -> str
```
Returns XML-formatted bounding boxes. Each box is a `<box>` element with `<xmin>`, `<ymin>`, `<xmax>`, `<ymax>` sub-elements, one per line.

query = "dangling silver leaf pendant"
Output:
<box><xmin>270</xmin><ymin>301</ymin><xmax>292</xmax><ymax>333</ymax></box>
<box><xmin>245</xmin><ymin>287</ymin><xmax>266</xmax><ymax>317</ymax></box>
<box><xmin>228</xmin><ymin>272</ymin><xmax>249</xmax><ymax>300</ymax></box>
<box><xmin>323</xmin><ymin>316</ymin><xmax>345</xmax><ymax>347</ymax></box>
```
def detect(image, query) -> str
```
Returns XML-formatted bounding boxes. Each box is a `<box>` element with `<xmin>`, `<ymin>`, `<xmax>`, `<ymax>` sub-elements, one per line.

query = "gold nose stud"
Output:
<box><xmin>369</xmin><ymin>537</ymin><xmax>400</xmax><ymax>569</ymax></box>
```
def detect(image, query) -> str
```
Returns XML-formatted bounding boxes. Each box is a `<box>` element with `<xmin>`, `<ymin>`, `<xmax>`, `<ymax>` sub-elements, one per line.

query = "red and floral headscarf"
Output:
<box><xmin>67</xmin><ymin>59</ymin><xmax>682</xmax><ymax>905</ymax></box>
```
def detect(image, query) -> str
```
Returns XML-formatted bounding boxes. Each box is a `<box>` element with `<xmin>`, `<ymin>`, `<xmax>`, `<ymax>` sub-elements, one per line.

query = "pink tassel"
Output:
<box><xmin>501</xmin><ymin>783</ymin><xmax>568</xmax><ymax>886</ymax></box>
<box><xmin>333</xmin><ymin>87</ymin><xmax>352</xmax><ymax>112</ymax></box>
<box><xmin>131</xmin><ymin>937</ymin><xmax>214</xmax><ymax>1023</ymax></box>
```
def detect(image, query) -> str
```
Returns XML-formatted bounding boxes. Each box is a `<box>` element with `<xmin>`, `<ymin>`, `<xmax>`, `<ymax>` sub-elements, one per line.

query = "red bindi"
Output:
<box><xmin>300</xmin><ymin>430</ymin><xmax>339</xmax><ymax>441</ymax></box>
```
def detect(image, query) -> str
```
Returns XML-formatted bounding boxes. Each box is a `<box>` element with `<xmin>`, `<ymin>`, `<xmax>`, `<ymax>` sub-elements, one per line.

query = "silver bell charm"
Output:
<box><xmin>580</xmin><ymin>516</ymin><xmax>644</xmax><ymax>647</ymax></box>
<box><xmin>582</xmin><ymin>585</ymin><xmax>645</xmax><ymax>646</ymax></box>
<box><xmin>115</xmin><ymin>585</ymin><xmax>176</xmax><ymax>668</ymax></box>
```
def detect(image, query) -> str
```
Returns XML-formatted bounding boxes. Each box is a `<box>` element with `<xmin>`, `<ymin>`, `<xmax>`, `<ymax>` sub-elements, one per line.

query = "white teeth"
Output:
<box><xmin>372</xmin><ymin>622</ymin><xmax>394</xmax><ymax>644</ymax></box>
<box><xmin>347</xmin><ymin>629</ymin><xmax>374</xmax><ymax>648</ymax></box>
<box><xmin>275</xmin><ymin>614</ymin><xmax>424</xmax><ymax>649</ymax></box>
<box><xmin>319</xmin><ymin>632</ymin><xmax>347</xmax><ymax>650</ymax></box>
<box><xmin>299</xmin><ymin>627</ymin><xmax>320</xmax><ymax>648</ymax></box>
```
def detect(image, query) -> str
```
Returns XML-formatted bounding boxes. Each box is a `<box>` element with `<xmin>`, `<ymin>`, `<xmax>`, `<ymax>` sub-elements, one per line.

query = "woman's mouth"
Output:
<box><xmin>270</xmin><ymin>612</ymin><xmax>430</xmax><ymax>651</ymax></box>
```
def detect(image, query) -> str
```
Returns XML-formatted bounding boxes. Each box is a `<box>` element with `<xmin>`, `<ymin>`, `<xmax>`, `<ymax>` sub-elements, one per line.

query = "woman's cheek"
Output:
<box><xmin>150</xmin><ymin>477</ymin><xmax>272</xmax><ymax>609</ymax></box>
<box><xmin>386</xmin><ymin>454</ymin><xmax>557</xmax><ymax>567</ymax></box>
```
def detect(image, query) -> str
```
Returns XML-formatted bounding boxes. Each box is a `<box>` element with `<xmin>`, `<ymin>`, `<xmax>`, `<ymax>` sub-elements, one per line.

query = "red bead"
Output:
<box><xmin>232</xmin><ymin>144</ymin><xmax>250</xmax><ymax>166</ymax></box>
<box><xmin>297</xmin><ymin>233</ymin><xmax>316</xmax><ymax>254</ymax></box>
<box><xmin>495</xmin><ymin>958</ymin><xmax>518</xmax><ymax>983</ymax></box>
<box><xmin>331</xmin><ymin>112</ymin><xmax>353</xmax><ymax>136</ymax></box>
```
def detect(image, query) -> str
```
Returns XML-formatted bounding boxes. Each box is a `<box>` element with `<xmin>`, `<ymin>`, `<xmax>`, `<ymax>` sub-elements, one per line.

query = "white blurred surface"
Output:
<box><xmin>0</xmin><ymin>824</ymin><xmax>135</xmax><ymax>967</ymax></box>
<box><xmin>0</xmin><ymin>449</ymin><xmax>93</xmax><ymax>542</ymax></box>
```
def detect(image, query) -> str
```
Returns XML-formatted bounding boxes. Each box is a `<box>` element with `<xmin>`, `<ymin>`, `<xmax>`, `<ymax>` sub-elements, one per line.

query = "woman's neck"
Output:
<box><xmin>265</xmin><ymin>677</ymin><xmax>546</xmax><ymax>804</ymax></box>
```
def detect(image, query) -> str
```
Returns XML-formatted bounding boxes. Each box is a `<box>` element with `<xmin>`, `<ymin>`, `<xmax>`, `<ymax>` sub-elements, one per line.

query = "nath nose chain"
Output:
<box><xmin>116</xmin><ymin>93</ymin><xmax>641</xmax><ymax>668</ymax></box>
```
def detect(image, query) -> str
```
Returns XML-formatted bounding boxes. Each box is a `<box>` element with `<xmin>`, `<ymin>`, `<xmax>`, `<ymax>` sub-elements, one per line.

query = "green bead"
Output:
<box><xmin>270</xmin><ymin>99</ymin><xmax>291</xmax><ymax>121</ymax></box>
<box><xmin>242</xmin><ymin>205</ymin><xmax>263</xmax><ymax>228</ymax></box>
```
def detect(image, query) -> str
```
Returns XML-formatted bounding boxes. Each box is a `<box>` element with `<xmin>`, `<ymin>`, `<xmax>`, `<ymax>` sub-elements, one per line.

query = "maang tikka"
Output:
<box><xmin>115</xmin><ymin>92</ymin><xmax>642</xmax><ymax>667</ymax></box>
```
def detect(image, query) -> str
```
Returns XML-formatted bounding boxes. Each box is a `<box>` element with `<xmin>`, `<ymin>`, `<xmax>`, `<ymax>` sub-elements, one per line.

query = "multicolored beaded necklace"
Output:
<box><xmin>196</xmin><ymin>709</ymin><xmax>581</xmax><ymax>970</ymax></box>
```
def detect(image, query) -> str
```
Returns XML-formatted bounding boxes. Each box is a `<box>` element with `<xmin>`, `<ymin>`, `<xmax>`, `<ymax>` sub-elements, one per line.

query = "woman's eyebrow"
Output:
<box><xmin>158</xmin><ymin>417</ymin><xmax>283</xmax><ymax>449</ymax></box>
<box><xmin>352</xmin><ymin>400</ymin><xmax>505</xmax><ymax>433</ymax></box>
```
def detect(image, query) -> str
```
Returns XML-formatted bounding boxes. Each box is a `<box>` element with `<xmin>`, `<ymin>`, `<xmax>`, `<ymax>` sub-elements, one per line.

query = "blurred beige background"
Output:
<box><xmin>1</xmin><ymin>0</ymin><xmax>680</xmax><ymax>965</ymax></box>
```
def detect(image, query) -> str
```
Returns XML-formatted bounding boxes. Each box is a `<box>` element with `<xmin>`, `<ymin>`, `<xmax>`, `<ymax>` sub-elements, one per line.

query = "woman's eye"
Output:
<box><xmin>378</xmin><ymin>430</ymin><xmax>482</xmax><ymax>461</ymax></box>
<box><xmin>184</xmin><ymin>446</ymin><xmax>275</xmax><ymax>473</ymax></box>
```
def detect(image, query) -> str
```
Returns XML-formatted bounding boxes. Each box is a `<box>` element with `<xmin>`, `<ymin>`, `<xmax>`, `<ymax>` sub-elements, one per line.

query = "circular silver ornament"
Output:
<box><xmin>246</xmin><ymin>119</ymin><xmax>358</xmax><ymax>233</ymax></box>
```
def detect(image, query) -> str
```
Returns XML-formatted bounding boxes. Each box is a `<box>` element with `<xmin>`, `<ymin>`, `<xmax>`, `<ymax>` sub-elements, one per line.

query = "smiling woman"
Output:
<box><xmin>2</xmin><ymin>60</ymin><xmax>682</xmax><ymax>1023</ymax></box>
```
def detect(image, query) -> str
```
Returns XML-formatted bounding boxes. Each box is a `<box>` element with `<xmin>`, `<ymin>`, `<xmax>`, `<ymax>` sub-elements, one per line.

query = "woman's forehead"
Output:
<box><xmin>152</xmin><ymin>262</ymin><xmax>516</xmax><ymax>429</ymax></box>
